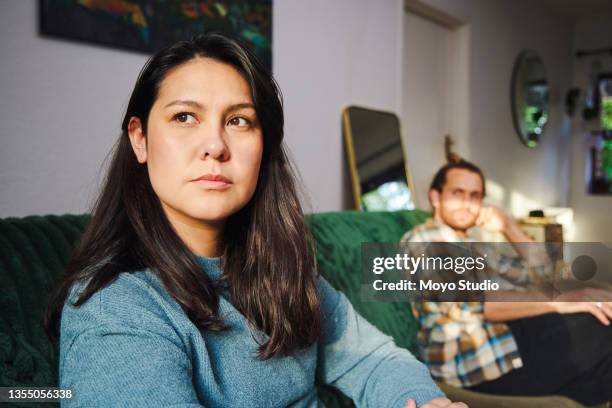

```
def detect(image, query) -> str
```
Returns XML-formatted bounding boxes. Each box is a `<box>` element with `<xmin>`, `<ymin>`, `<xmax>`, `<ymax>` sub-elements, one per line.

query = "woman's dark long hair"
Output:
<box><xmin>43</xmin><ymin>33</ymin><xmax>321</xmax><ymax>359</ymax></box>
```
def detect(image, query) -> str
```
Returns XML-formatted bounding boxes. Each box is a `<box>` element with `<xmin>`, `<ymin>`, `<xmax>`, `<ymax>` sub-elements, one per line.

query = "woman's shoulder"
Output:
<box><xmin>57</xmin><ymin>269</ymin><xmax>202</xmax><ymax>394</ymax></box>
<box><xmin>61</xmin><ymin>268</ymin><xmax>190</xmax><ymax>342</ymax></box>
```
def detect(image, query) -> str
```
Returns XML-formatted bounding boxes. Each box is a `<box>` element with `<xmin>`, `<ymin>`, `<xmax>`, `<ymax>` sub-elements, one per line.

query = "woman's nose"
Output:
<box><xmin>198</xmin><ymin>123</ymin><xmax>230</xmax><ymax>161</ymax></box>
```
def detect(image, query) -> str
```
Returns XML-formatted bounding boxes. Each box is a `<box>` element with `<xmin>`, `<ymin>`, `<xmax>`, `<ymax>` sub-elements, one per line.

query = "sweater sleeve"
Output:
<box><xmin>61</xmin><ymin>324</ymin><xmax>204</xmax><ymax>408</ymax></box>
<box><xmin>315</xmin><ymin>277</ymin><xmax>445</xmax><ymax>408</ymax></box>
<box><xmin>59</xmin><ymin>275</ymin><xmax>206</xmax><ymax>408</ymax></box>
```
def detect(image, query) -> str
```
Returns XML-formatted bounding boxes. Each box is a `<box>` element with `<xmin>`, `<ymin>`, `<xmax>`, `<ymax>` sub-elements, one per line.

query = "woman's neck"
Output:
<box><xmin>161</xmin><ymin>202</ymin><xmax>225</xmax><ymax>257</ymax></box>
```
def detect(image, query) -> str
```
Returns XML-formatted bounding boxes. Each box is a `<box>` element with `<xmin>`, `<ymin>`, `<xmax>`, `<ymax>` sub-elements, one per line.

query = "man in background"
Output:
<box><xmin>401</xmin><ymin>160</ymin><xmax>612</xmax><ymax>406</ymax></box>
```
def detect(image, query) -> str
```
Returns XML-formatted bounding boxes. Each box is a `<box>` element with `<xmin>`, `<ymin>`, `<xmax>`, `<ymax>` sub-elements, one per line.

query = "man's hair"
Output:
<box><xmin>430</xmin><ymin>160</ymin><xmax>486</xmax><ymax>196</ymax></box>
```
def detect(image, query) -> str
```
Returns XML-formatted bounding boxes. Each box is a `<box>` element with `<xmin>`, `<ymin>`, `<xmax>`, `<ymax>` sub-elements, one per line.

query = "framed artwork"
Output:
<box><xmin>587</xmin><ymin>75</ymin><xmax>612</xmax><ymax>195</ymax></box>
<box><xmin>39</xmin><ymin>0</ymin><xmax>272</xmax><ymax>70</ymax></box>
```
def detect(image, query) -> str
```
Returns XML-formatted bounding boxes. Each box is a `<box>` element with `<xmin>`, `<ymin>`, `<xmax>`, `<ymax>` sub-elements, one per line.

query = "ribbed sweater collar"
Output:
<box><xmin>195</xmin><ymin>255</ymin><xmax>223</xmax><ymax>280</ymax></box>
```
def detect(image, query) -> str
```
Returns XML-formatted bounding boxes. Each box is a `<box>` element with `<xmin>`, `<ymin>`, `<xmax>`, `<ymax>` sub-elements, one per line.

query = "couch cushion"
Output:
<box><xmin>0</xmin><ymin>214</ymin><xmax>89</xmax><ymax>400</ymax></box>
<box><xmin>305</xmin><ymin>209</ymin><xmax>430</xmax><ymax>353</ymax></box>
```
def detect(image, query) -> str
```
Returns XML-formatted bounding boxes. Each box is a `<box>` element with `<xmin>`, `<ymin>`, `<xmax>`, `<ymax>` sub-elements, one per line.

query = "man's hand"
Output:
<box><xmin>553</xmin><ymin>288</ymin><xmax>612</xmax><ymax>325</ymax></box>
<box><xmin>475</xmin><ymin>205</ymin><xmax>509</xmax><ymax>233</ymax></box>
<box><xmin>476</xmin><ymin>205</ymin><xmax>544</xmax><ymax>265</ymax></box>
<box><xmin>405</xmin><ymin>397</ymin><xmax>468</xmax><ymax>408</ymax></box>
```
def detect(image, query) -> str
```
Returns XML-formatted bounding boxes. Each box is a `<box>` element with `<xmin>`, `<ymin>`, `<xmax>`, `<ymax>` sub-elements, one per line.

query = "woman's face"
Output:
<box><xmin>128</xmin><ymin>57</ymin><xmax>263</xmax><ymax>231</ymax></box>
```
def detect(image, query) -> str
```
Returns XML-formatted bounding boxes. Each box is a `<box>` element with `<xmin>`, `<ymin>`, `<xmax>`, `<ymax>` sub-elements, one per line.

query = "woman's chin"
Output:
<box><xmin>186</xmin><ymin>206</ymin><xmax>239</xmax><ymax>224</ymax></box>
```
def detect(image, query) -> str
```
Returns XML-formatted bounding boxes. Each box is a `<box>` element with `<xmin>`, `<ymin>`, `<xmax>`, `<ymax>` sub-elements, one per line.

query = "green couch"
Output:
<box><xmin>0</xmin><ymin>211</ymin><xmax>607</xmax><ymax>408</ymax></box>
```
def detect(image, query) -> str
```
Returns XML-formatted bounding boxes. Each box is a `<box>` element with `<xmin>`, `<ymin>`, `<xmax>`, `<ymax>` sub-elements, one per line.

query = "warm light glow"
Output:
<box><xmin>484</xmin><ymin>179</ymin><xmax>506</xmax><ymax>207</ymax></box>
<box><xmin>542</xmin><ymin>206</ymin><xmax>575</xmax><ymax>242</ymax></box>
<box><xmin>510</xmin><ymin>190</ymin><xmax>544</xmax><ymax>218</ymax></box>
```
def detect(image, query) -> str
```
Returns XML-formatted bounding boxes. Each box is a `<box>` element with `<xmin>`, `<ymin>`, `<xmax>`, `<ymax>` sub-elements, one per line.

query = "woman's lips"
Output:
<box><xmin>192</xmin><ymin>174</ymin><xmax>232</xmax><ymax>190</ymax></box>
<box><xmin>193</xmin><ymin>179</ymin><xmax>232</xmax><ymax>190</ymax></box>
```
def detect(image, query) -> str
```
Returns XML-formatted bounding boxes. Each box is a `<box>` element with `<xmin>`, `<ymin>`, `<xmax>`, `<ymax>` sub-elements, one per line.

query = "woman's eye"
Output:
<box><xmin>228</xmin><ymin>116</ymin><xmax>251</xmax><ymax>127</ymax></box>
<box><xmin>173</xmin><ymin>112</ymin><xmax>197</xmax><ymax>124</ymax></box>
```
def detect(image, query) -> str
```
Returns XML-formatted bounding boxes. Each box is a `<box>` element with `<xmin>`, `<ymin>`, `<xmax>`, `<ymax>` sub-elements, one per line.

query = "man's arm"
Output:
<box><xmin>478</xmin><ymin>206</ymin><xmax>612</xmax><ymax>324</ymax></box>
<box><xmin>476</xmin><ymin>205</ymin><xmax>548</xmax><ymax>266</ymax></box>
<box><xmin>484</xmin><ymin>290</ymin><xmax>612</xmax><ymax>325</ymax></box>
<box><xmin>477</xmin><ymin>205</ymin><xmax>560</xmax><ymax>323</ymax></box>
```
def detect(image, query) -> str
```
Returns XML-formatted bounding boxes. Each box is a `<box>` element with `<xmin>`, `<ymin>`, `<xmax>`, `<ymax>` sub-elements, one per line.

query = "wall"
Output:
<box><xmin>3</xmin><ymin>0</ymin><xmax>596</xmax><ymax>228</ymax></box>
<box><xmin>568</xmin><ymin>13</ymin><xmax>612</xmax><ymax>242</ymax></box>
<box><xmin>409</xmin><ymin>0</ymin><xmax>574</xmax><ymax>216</ymax></box>
<box><xmin>273</xmin><ymin>0</ymin><xmax>404</xmax><ymax>212</ymax></box>
<box><xmin>401</xmin><ymin>11</ymin><xmax>470</xmax><ymax>208</ymax></box>
<box><xmin>0</xmin><ymin>0</ymin><xmax>148</xmax><ymax>217</ymax></box>
<box><xmin>0</xmin><ymin>0</ymin><xmax>404</xmax><ymax>217</ymax></box>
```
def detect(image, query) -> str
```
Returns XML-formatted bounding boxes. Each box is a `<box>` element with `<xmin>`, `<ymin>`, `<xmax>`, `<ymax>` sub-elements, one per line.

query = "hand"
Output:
<box><xmin>475</xmin><ymin>205</ymin><xmax>509</xmax><ymax>233</ymax></box>
<box><xmin>552</xmin><ymin>288</ymin><xmax>612</xmax><ymax>325</ymax></box>
<box><xmin>405</xmin><ymin>397</ymin><xmax>468</xmax><ymax>408</ymax></box>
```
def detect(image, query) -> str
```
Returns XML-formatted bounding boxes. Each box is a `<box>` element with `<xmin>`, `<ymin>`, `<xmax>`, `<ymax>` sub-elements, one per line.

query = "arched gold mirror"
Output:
<box><xmin>342</xmin><ymin>106</ymin><xmax>417</xmax><ymax>211</ymax></box>
<box><xmin>511</xmin><ymin>50</ymin><xmax>549</xmax><ymax>148</ymax></box>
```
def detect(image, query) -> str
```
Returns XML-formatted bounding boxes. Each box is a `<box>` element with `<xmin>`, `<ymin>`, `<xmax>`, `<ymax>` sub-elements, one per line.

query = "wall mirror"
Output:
<box><xmin>511</xmin><ymin>50</ymin><xmax>549</xmax><ymax>148</ymax></box>
<box><xmin>342</xmin><ymin>106</ymin><xmax>417</xmax><ymax>211</ymax></box>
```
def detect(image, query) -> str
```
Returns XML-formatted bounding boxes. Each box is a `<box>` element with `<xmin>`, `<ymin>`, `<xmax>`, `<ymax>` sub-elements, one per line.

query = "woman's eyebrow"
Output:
<box><xmin>163</xmin><ymin>100</ymin><xmax>254</xmax><ymax>113</ymax></box>
<box><xmin>224</xmin><ymin>103</ymin><xmax>255</xmax><ymax>114</ymax></box>
<box><xmin>163</xmin><ymin>99</ymin><xmax>204</xmax><ymax>109</ymax></box>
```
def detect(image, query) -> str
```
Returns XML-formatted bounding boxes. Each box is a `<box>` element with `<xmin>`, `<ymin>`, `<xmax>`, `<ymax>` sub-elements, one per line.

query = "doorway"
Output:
<box><xmin>401</xmin><ymin>1</ymin><xmax>469</xmax><ymax>207</ymax></box>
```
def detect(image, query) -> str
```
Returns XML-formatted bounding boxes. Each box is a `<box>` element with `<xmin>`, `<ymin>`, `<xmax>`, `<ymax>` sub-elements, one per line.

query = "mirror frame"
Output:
<box><xmin>510</xmin><ymin>49</ymin><xmax>549</xmax><ymax>148</ymax></box>
<box><xmin>342</xmin><ymin>105</ymin><xmax>418</xmax><ymax>210</ymax></box>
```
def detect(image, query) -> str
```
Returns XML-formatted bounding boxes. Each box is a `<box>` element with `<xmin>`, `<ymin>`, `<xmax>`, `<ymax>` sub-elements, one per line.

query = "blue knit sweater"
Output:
<box><xmin>59</xmin><ymin>256</ymin><xmax>443</xmax><ymax>407</ymax></box>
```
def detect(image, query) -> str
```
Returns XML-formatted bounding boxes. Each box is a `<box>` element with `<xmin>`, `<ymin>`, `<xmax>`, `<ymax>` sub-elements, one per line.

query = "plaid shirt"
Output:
<box><xmin>400</xmin><ymin>218</ymin><xmax>524</xmax><ymax>388</ymax></box>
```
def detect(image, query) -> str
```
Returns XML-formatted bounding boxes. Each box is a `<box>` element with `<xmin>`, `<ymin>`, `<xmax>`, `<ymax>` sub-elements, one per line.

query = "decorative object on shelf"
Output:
<box><xmin>342</xmin><ymin>106</ymin><xmax>417</xmax><ymax>211</ymax></box>
<box><xmin>519</xmin><ymin>209</ymin><xmax>565</xmax><ymax>262</ymax></box>
<box><xmin>520</xmin><ymin>211</ymin><xmax>564</xmax><ymax>243</ymax></box>
<box><xmin>39</xmin><ymin>0</ymin><xmax>272</xmax><ymax>70</ymax></box>
<box><xmin>511</xmin><ymin>50</ymin><xmax>549</xmax><ymax>148</ymax></box>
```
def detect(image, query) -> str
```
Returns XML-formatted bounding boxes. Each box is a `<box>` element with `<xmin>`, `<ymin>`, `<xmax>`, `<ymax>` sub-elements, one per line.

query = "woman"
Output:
<box><xmin>44</xmin><ymin>33</ymin><xmax>465</xmax><ymax>408</ymax></box>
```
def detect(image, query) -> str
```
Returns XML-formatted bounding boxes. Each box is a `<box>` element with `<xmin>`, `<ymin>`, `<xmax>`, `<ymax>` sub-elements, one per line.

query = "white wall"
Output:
<box><xmin>0</xmin><ymin>0</ymin><xmax>404</xmax><ymax>217</ymax></box>
<box><xmin>411</xmin><ymin>0</ymin><xmax>574</xmax><ymax>216</ymax></box>
<box><xmin>401</xmin><ymin>12</ymin><xmax>470</xmax><ymax>208</ymax></box>
<box><xmin>568</xmin><ymin>13</ymin><xmax>612</xmax><ymax>242</ymax></box>
<box><xmin>0</xmin><ymin>0</ymin><xmax>148</xmax><ymax>217</ymax></box>
<box><xmin>274</xmin><ymin>0</ymin><xmax>404</xmax><ymax>212</ymax></box>
<box><xmin>2</xmin><ymin>0</ymin><xmax>593</xmax><ymax>225</ymax></box>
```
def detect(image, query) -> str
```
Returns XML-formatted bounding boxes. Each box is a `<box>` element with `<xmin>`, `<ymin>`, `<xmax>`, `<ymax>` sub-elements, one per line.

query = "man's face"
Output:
<box><xmin>430</xmin><ymin>168</ymin><xmax>484</xmax><ymax>231</ymax></box>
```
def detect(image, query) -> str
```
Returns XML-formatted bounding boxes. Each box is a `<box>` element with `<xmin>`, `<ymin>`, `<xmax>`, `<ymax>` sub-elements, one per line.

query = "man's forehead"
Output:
<box><xmin>445</xmin><ymin>168</ymin><xmax>484</xmax><ymax>192</ymax></box>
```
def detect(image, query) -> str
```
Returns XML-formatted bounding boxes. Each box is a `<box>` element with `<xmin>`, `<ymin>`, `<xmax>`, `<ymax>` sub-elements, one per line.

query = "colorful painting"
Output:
<box><xmin>39</xmin><ymin>0</ymin><xmax>272</xmax><ymax>70</ymax></box>
<box><xmin>587</xmin><ymin>76</ymin><xmax>612</xmax><ymax>195</ymax></box>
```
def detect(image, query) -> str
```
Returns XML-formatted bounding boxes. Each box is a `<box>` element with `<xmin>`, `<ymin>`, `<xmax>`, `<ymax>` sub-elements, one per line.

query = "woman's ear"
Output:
<box><xmin>127</xmin><ymin>117</ymin><xmax>147</xmax><ymax>164</ymax></box>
